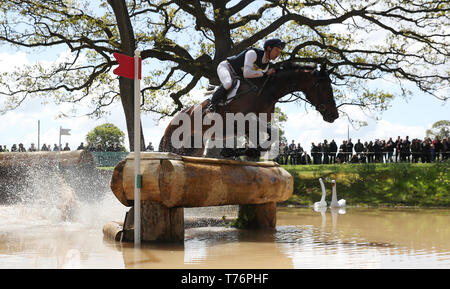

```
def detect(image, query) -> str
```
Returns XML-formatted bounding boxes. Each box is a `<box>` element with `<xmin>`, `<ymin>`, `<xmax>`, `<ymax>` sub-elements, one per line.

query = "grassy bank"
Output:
<box><xmin>281</xmin><ymin>162</ymin><xmax>450</xmax><ymax>207</ymax></box>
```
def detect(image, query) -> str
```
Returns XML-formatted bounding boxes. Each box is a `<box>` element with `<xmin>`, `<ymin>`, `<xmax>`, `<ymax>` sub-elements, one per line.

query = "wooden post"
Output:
<box><xmin>118</xmin><ymin>201</ymin><xmax>184</xmax><ymax>242</ymax></box>
<box><xmin>237</xmin><ymin>202</ymin><xmax>277</xmax><ymax>229</ymax></box>
<box><xmin>140</xmin><ymin>200</ymin><xmax>184</xmax><ymax>242</ymax></box>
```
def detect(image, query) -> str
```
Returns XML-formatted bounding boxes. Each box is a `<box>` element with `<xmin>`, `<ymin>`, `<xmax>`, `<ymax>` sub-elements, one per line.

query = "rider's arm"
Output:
<box><xmin>243</xmin><ymin>50</ymin><xmax>265</xmax><ymax>78</ymax></box>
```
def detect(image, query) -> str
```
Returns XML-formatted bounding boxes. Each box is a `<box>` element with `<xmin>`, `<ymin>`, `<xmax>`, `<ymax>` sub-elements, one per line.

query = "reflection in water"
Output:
<box><xmin>0</xmin><ymin>197</ymin><xmax>449</xmax><ymax>268</ymax></box>
<box><xmin>277</xmin><ymin>207</ymin><xmax>450</xmax><ymax>268</ymax></box>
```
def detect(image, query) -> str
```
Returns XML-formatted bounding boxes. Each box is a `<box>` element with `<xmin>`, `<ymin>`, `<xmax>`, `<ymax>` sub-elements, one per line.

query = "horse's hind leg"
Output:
<box><xmin>203</xmin><ymin>140</ymin><xmax>223</xmax><ymax>158</ymax></box>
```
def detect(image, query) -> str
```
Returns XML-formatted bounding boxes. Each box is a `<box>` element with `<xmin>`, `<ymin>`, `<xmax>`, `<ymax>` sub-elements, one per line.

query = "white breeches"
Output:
<box><xmin>217</xmin><ymin>60</ymin><xmax>234</xmax><ymax>90</ymax></box>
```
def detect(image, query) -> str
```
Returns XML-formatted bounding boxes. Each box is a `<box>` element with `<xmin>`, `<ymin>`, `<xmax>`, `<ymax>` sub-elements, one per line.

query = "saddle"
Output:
<box><xmin>206</xmin><ymin>77</ymin><xmax>259</xmax><ymax>107</ymax></box>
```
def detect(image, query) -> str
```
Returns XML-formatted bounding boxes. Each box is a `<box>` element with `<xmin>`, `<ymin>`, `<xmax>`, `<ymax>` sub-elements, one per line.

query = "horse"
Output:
<box><xmin>159</xmin><ymin>62</ymin><xmax>339</xmax><ymax>159</ymax></box>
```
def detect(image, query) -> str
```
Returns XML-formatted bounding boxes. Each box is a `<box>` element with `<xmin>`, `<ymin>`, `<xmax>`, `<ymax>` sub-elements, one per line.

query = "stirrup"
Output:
<box><xmin>206</xmin><ymin>101</ymin><xmax>217</xmax><ymax>113</ymax></box>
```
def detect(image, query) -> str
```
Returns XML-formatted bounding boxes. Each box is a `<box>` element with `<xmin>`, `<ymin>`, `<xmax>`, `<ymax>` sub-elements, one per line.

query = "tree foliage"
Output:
<box><xmin>426</xmin><ymin>120</ymin><xmax>450</xmax><ymax>139</ymax></box>
<box><xmin>85</xmin><ymin>123</ymin><xmax>126</xmax><ymax>150</ymax></box>
<box><xmin>274</xmin><ymin>106</ymin><xmax>288</xmax><ymax>143</ymax></box>
<box><xmin>0</xmin><ymin>0</ymin><xmax>449</xmax><ymax>148</ymax></box>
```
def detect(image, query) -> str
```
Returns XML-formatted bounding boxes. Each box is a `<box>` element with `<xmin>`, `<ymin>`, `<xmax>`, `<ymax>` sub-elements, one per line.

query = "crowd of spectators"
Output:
<box><xmin>2</xmin><ymin>137</ymin><xmax>449</xmax><ymax>166</ymax></box>
<box><xmin>0</xmin><ymin>142</ymin><xmax>126</xmax><ymax>152</ymax></box>
<box><xmin>275</xmin><ymin>136</ymin><xmax>450</xmax><ymax>165</ymax></box>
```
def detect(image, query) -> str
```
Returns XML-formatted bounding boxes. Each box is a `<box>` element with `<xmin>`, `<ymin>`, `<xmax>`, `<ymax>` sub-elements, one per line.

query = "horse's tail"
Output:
<box><xmin>158</xmin><ymin>129</ymin><xmax>183</xmax><ymax>154</ymax></box>
<box><xmin>158</xmin><ymin>136</ymin><xmax>164</xmax><ymax>152</ymax></box>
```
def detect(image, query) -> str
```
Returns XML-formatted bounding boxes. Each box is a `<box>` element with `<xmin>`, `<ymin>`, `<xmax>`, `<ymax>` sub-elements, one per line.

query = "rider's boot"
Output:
<box><xmin>207</xmin><ymin>85</ymin><xmax>228</xmax><ymax>112</ymax></box>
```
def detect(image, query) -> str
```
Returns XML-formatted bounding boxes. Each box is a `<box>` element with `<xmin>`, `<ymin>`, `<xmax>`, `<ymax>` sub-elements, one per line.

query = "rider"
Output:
<box><xmin>208</xmin><ymin>38</ymin><xmax>286</xmax><ymax>111</ymax></box>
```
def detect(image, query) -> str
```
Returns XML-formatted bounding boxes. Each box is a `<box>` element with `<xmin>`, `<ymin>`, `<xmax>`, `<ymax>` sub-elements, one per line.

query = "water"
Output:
<box><xmin>0</xmin><ymin>190</ymin><xmax>448</xmax><ymax>268</ymax></box>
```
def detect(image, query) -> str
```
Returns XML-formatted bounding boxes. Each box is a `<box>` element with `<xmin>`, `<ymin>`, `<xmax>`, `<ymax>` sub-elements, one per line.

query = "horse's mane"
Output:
<box><xmin>278</xmin><ymin>62</ymin><xmax>317</xmax><ymax>72</ymax></box>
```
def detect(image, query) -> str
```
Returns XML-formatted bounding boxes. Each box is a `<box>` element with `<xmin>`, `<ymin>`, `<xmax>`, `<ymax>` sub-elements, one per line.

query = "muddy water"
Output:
<box><xmin>0</xmin><ymin>196</ymin><xmax>449</xmax><ymax>269</ymax></box>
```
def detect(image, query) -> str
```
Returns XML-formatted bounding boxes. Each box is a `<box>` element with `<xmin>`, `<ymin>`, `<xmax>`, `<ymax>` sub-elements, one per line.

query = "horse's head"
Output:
<box><xmin>303</xmin><ymin>65</ymin><xmax>339</xmax><ymax>123</ymax></box>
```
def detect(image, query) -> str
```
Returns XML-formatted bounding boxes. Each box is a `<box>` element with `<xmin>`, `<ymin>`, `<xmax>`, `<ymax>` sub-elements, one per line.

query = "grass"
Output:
<box><xmin>96</xmin><ymin>166</ymin><xmax>115</xmax><ymax>171</ymax></box>
<box><xmin>281</xmin><ymin>162</ymin><xmax>450</xmax><ymax>207</ymax></box>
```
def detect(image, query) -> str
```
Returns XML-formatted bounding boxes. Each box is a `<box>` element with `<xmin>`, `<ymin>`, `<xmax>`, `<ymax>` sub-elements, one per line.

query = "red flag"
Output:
<box><xmin>113</xmin><ymin>52</ymin><xmax>142</xmax><ymax>79</ymax></box>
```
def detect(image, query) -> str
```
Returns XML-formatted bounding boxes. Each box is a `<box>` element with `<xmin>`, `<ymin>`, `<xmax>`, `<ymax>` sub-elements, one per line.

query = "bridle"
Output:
<box><xmin>304</xmin><ymin>70</ymin><xmax>330</xmax><ymax>113</ymax></box>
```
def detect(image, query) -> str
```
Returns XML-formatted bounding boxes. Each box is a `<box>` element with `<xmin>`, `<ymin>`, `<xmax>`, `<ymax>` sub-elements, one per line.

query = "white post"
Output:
<box><xmin>58</xmin><ymin>126</ymin><xmax>61</xmax><ymax>168</ymax></box>
<box><xmin>134</xmin><ymin>50</ymin><xmax>141</xmax><ymax>246</ymax></box>
<box><xmin>38</xmin><ymin>120</ymin><xmax>40</xmax><ymax>151</ymax></box>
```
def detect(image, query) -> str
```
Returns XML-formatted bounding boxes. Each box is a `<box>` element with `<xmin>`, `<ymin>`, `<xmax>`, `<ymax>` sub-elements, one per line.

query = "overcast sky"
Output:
<box><xmin>0</xmin><ymin>47</ymin><xmax>448</xmax><ymax>153</ymax></box>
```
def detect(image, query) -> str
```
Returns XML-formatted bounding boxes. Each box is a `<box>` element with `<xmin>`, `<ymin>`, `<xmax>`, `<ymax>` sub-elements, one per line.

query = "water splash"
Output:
<box><xmin>0</xmin><ymin>162</ymin><xmax>127</xmax><ymax>230</ymax></box>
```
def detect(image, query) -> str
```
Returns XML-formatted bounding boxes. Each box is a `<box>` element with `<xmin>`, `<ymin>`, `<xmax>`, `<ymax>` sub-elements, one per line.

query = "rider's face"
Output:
<box><xmin>268</xmin><ymin>47</ymin><xmax>281</xmax><ymax>60</ymax></box>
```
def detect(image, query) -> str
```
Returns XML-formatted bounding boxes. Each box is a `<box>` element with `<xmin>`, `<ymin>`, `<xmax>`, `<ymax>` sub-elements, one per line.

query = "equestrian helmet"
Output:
<box><xmin>264</xmin><ymin>38</ymin><xmax>286</xmax><ymax>50</ymax></box>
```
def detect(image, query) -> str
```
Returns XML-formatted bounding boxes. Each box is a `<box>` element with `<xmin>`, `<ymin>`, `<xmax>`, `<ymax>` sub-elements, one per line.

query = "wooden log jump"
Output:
<box><xmin>0</xmin><ymin>150</ymin><xmax>97</xmax><ymax>203</ymax></box>
<box><xmin>106</xmin><ymin>152</ymin><xmax>293</xmax><ymax>242</ymax></box>
<box><xmin>0</xmin><ymin>150</ymin><xmax>95</xmax><ymax>169</ymax></box>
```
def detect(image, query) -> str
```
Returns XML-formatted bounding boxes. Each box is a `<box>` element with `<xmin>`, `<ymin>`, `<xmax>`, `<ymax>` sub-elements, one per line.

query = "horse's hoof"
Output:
<box><xmin>245</xmin><ymin>148</ymin><xmax>261</xmax><ymax>159</ymax></box>
<box><xmin>220</xmin><ymin>148</ymin><xmax>235</xmax><ymax>158</ymax></box>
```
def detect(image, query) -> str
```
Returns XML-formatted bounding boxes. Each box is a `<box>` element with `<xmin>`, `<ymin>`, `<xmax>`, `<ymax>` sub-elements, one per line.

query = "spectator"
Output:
<box><xmin>317</xmin><ymin>143</ymin><xmax>323</xmax><ymax>164</ymax></box>
<box><xmin>85</xmin><ymin>142</ymin><xmax>93</xmax><ymax>151</ymax></box>
<box><xmin>302</xmin><ymin>152</ymin><xmax>312</xmax><ymax>164</ymax></box>
<box><xmin>53</xmin><ymin>144</ymin><xmax>59</xmax><ymax>151</ymax></box>
<box><xmin>95</xmin><ymin>144</ymin><xmax>104</xmax><ymax>152</ymax></box>
<box><xmin>277</xmin><ymin>142</ymin><xmax>286</xmax><ymax>165</ymax></box>
<box><xmin>3</xmin><ymin>145</ymin><xmax>8</xmax><ymax>152</ymax></box>
<box><xmin>322</xmin><ymin>140</ymin><xmax>329</xmax><ymax>164</ymax></box>
<box><xmin>354</xmin><ymin>139</ymin><xmax>364</xmax><ymax>159</ymax></box>
<box><xmin>400</xmin><ymin>139</ymin><xmax>411</xmax><ymax>162</ymax></box>
<box><xmin>374</xmin><ymin>139</ymin><xmax>382</xmax><ymax>163</ymax></box>
<box><xmin>41</xmin><ymin>143</ymin><xmax>49</xmax><ymax>151</ymax></box>
<box><xmin>394</xmin><ymin>136</ymin><xmax>402</xmax><ymax>162</ymax></box>
<box><xmin>386</xmin><ymin>137</ymin><xmax>395</xmax><ymax>163</ymax></box>
<box><xmin>311</xmin><ymin>142</ymin><xmax>321</xmax><ymax>164</ymax></box>
<box><xmin>432</xmin><ymin>136</ymin><xmax>442</xmax><ymax>161</ymax></box>
<box><xmin>346</xmin><ymin>138</ymin><xmax>354</xmax><ymax>162</ymax></box>
<box><xmin>288</xmin><ymin>140</ymin><xmax>296</xmax><ymax>165</ymax></box>
<box><xmin>339</xmin><ymin>140</ymin><xmax>347</xmax><ymax>162</ymax></box>
<box><xmin>0</xmin><ymin>145</ymin><xmax>3</xmax><ymax>152</ymax></box>
<box><xmin>329</xmin><ymin>139</ymin><xmax>337</xmax><ymax>164</ymax></box>
<box><xmin>411</xmin><ymin>139</ymin><xmax>421</xmax><ymax>163</ymax></box>
<box><xmin>367</xmin><ymin>141</ymin><xmax>374</xmax><ymax>163</ymax></box>
<box><xmin>106</xmin><ymin>143</ymin><xmax>115</xmax><ymax>152</ymax></box>
<box><xmin>146</xmin><ymin>142</ymin><xmax>154</xmax><ymax>152</ymax></box>
<box><xmin>28</xmin><ymin>143</ymin><xmax>37</xmax><ymax>152</ymax></box>
<box><xmin>77</xmin><ymin>142</ymin><xmax>85</xmax><ymax>150</ymax></box>
<box><xmin>421</xmin><ymin>138</ymin><xmax>431</xmax><ymax>163</ymax></box>
<box><xmin>381</xmin><ymin>139</ymin><xmax>387</xmax><ymax>163</ymax></box>
<box><xmin>113</xmin><ymin>143</ymin><xmax>123</xmax><ymax>152</ymax></box>
<box><xmin>350</xmin><ymin>153</ymin><xmax>359</xmax><ymax>163</ymax></box>
<box><xmin>63</xmin><ymin>142</ymin><xmax>71</xmax><ymax>151</ymax></box>
<box><xmin>18</xmin><ymin>143</ymin><xmax>26</xmax><ymax>152</ymax></box>
<box><xmin>294</xmin><ymin>142</ymin><xmax>304</xmax><ymax>164</ymax></box>
<box><xmin>404</xmin><ymin>136</ymin><xmax>411</xmax><ymax>162</ymax></box>
<box><xmin>336</xmin><ymin>148</ymin><xmax>345</xmax><ymax>164</ymax></box>
<box><xmin>443</xmin><ymin>138</ymin><xmax>449</xmax><ymax>161</ymax></box>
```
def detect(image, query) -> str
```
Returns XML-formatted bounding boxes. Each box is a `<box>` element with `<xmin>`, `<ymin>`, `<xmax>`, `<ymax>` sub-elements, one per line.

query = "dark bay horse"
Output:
<box><xmin>159</xmin><ymin>63</ymin><xmax>339</xmax><ymax>158</ymax></box>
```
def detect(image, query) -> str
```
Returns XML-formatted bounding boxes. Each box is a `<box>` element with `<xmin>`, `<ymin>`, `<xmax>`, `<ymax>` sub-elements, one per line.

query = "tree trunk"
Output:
<box><xmin>108</xmin><ymin>0</ymin><xmax>145</xmax><ymax>151</ymax></box>
<box><xmin>118</xmin><ymin>78</ymin><xmax>145</xmax><ymax>151</ymax></box>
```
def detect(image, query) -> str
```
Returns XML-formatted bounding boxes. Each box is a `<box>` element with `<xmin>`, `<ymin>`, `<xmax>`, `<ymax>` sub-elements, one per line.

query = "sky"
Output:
<box><xmin>0</xmin><ymin>48</ymin><xmax>448</xmax><ymax>153</ymax></box>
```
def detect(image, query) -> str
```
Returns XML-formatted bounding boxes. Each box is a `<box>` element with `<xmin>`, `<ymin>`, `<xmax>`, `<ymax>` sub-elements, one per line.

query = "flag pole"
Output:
<box><xmin>112</xmin><ymin>50</ymin><xmax>142</xmax><ymax>245</ymax></box>
<box><xmin>134</xmin><ymin>50</ymin><xmax>141</xmax><ymax>246</ymax></box>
